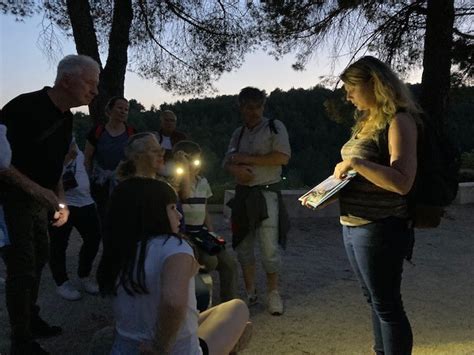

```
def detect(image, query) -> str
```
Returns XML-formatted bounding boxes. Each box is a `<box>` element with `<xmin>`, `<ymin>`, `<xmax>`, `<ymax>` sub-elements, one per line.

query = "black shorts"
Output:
<box><xmin>199</xmin><ymin>337</ymin><xmax>209</xmax><ymax>355</ymax></box>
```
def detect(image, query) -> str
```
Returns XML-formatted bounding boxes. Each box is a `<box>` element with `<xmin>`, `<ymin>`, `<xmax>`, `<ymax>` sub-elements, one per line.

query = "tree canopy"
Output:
<box><xmin>2</xmin><ymin>0</ymin><xmax>472</xmax><ymax>127</ymax></box>
<box><xmin>252</xmin><ymin>0</ymin><xmax>472</xmax><ymax>83</ymax></box>
<box><xmin>2</xmin><ymin>1</ymin><xmax>258</xmax><ymax>119</ymax></box>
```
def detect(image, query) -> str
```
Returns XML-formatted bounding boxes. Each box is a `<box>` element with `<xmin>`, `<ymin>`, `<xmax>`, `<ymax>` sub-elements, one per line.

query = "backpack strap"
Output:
<box><xmin>157</xmin><ymin>130</ymin><xmax>163</xmax><ymax>144</ymax></box>
<box><xmin>268</xmin><ymin>118</ymin><xmax>278</xmax><ymax>134</ymax></box>
<box><xmin>235</xmin><ymin>126</ymin><xmax>245</xmax><ymax>153</ymax></box>
<box><xmin>94</xmin><ymin>124</ymin><xmax>105</xmax><ymax>141</ymax></box>
<box><xmin>125</xmin><ymin>125</ymin><xmax>135</xmax><ymax>137</ymax></box>
<box><xmin>235</xmin><ymin>118</ymin><xmax>278</xmax><ymax>153</ymax></box>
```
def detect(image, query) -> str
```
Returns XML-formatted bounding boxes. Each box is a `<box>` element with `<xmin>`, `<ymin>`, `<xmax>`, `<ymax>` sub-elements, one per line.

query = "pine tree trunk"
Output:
<box><xmin>66</xmin><ymin>0</ymin><xmax>133</xmax><ymax>122</ymax></box>
<box><xmin>420</xmin><ymin>0</ymin><xmax>454</xmax><ymax>130</ymax></box>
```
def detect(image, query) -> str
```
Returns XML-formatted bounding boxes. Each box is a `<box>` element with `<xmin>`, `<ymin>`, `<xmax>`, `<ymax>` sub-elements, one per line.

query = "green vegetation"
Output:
<box><xmin>73</xmin><ymin>85</ymin><xmax>474</xmax><ymax>203</ymax></box>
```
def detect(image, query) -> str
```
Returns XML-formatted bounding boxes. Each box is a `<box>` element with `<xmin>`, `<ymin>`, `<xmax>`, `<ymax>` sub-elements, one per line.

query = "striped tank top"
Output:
<box><xmin>339</xmin><ymin>126</ymin><xmax>408</xmax><ymax>226</ymax></box>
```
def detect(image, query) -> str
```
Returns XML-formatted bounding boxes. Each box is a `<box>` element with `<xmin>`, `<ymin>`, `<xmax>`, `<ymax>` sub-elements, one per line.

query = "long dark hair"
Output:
<box><xmin>97</xmin><ymin>178</ymin><xmax>180</xmax><ymax>296</ymax></box>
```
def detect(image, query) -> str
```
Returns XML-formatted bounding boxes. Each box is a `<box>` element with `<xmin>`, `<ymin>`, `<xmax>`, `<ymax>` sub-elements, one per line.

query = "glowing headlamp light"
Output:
<box><xmin>175</xmin><ymin>167</ymin><xmax>184</xmax><ymax>175</ymax></box>
<box><xmin>192</xmin><ymin>159</ymin><xmax>201</xmax><ymax>167</ymax></box>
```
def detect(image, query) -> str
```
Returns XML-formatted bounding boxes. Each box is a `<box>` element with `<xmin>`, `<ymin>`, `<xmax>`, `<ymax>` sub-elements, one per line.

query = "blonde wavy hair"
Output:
<box><xmin>340</xmin><ymin>56</ymin><xmax>422</xmax><ymax>136</ymax></box>
<box><xmin>116</xmin><ymin>133</ymin><xmax>162</xmax><ymax>181</ymax></box>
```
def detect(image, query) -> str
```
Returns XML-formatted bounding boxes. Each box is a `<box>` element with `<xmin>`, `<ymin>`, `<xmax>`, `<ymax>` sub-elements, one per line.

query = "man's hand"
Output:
<box><xmin>52</xmin><ymin>205</ymin><xmax>69</xmax><ymax>227</ymax></box>
<box><xmin>230</xmin><ymin>153</ymin><xmax>253</xmax><ymax>165</ymax></box>
<box><xmin>230</xmin><ymin>164</ymin><xmax>255</xmax><ymax>185</ymax></box>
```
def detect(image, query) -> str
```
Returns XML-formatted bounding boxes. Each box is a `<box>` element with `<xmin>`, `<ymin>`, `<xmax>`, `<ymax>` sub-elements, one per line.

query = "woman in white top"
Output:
<box><xmin>97</xmin><ymin>178</ymin><xmax>251</xmax><ymax>354</ymax></box>
<box><xmin>48</xmin><ymin>140</ymin><xmax>102</xmax><ymax>301</ymax></box>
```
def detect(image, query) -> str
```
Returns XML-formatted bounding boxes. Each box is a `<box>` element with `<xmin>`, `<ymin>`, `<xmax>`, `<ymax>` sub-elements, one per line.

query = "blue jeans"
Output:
<box><xmin>110</xmin><ymin>332</ymin><xmax>141</xmax><ymax>355</ymax></box>
<box><xmin>343</xmin><ymin>217</ymin><xmax>413</xmax><ymax>355</ymax></box>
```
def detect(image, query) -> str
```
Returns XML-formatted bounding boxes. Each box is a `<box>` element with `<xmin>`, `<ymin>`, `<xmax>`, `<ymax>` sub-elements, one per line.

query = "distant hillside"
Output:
<box><xmin>73</xmin><ymin>85</ymin><xmax>474</xmax><ymax>201</ymax></box>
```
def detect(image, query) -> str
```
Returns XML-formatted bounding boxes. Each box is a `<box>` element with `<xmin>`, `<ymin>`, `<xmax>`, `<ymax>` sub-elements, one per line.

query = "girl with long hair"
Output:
<box><xmin>97</xmin><ymin>178</ymin><xmax>250</xmax><ymax>354</ymax></box>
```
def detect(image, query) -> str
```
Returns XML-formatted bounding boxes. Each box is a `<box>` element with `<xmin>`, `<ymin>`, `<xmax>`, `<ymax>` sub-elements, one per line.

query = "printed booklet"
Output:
<box><xmin>298</xmin><ymin>171</ymin><xmax>357</xmax><ymax>209</ymax></box>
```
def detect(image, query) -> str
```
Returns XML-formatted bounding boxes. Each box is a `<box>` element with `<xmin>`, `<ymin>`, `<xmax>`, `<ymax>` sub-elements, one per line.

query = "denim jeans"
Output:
<box><xmin>343</xmin><ymin>217</ymin><xmax>413</xmax><ymax>355</ymax></box>
<box><xmin>110</xmin><ymin>331</ymin><xmax>205</xmax><ymax>355</ymax></box>
<box><xmin>110</xmin><ymin>331</ymin><xmax>141</xmax><ymax>355</ymax></box>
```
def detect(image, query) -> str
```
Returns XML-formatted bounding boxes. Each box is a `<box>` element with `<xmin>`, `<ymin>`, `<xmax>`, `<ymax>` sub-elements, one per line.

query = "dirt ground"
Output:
<box><xmin>1</xmin><ymin>204</ymin><xmax>473</xmax><ymax>355</ymax></box>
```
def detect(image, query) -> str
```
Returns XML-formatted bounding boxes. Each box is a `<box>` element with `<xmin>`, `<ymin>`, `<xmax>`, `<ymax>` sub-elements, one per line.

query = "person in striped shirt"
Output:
<box><xmin>174</xmin><ymin>140</ymin><xmax>238</xmax><ymax>303</ymax></box>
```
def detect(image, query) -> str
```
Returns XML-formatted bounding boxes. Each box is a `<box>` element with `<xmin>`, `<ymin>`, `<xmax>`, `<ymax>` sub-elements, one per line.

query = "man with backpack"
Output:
<box><xmin>224</xmin><ymin>87</ymin><xmax>291</xmax><ymax>315</ymax></box>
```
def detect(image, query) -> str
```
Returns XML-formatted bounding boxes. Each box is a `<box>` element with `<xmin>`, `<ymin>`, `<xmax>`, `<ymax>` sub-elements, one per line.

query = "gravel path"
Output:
<box><xmin>1</xmin><ymin>204</ymin><xmax>473</xmax><ymax>354</ymax></box>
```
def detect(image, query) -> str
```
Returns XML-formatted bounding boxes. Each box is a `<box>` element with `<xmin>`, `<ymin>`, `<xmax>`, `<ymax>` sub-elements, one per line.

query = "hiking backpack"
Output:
<box><xmin>380</xmin><ymin>114</ymin><xmax>460</xmax><ymax>228</ymax></box>
<box><xmin>409</xmin><ymin>115</ymin><xmax>460</xmax><ymax>228</ymax></box>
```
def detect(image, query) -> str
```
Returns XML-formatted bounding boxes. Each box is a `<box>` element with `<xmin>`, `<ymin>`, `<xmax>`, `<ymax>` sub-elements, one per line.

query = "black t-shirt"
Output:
<box><xmin>0</xmin><ymin>87</ymin><xmax>73</xmax><ymax>190</ymax></box>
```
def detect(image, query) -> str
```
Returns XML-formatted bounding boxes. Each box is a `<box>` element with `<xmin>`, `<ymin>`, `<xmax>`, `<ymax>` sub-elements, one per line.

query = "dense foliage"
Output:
<box><xmin>73</xmin><ymin>85</ymin><xmax>474</xmax><ymax>202</ymax></box>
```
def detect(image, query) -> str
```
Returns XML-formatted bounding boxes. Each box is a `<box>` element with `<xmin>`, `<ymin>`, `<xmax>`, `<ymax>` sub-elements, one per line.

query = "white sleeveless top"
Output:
<box><xmin>113</xmin><ymin>235</ymin><xmax>201</xmax><ymax>355</ymax></box>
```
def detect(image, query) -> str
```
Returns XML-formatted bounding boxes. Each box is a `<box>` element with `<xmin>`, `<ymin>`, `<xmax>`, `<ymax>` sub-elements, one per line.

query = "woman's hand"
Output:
<box><xmin>333</xmin><ymin>159</ymin><xmax>356</xmax><ymax>179</ymax></box>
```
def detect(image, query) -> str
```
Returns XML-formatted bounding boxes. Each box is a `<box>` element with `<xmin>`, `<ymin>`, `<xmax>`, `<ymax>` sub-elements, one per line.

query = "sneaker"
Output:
<box><xmin>31</xmin><ymin>316</ymin><xmax>62</xmax><ymax>338</ymax></box>
<box><xmin>56</xmin><ymin>280</ymin><xmax>82</xmax><ymax>301</ymax></box>
<box><xmin>80</xmin><ymin>277</ymin><xmax>99</xmax><ymax>295</ymax></box>
<box><xmin>246</xmin><ymin>290</ymin><xmax>258</xmax><ymax>306</ymax></box>
<box><xmin>266</xmin><ymin>290</ymin><xmax>283</xmax><ymax>316</ymax></box>
<box><xmin>11</xmin><ymin>340</ymin><xmax>50</xmax><ymax>354</ymax></box>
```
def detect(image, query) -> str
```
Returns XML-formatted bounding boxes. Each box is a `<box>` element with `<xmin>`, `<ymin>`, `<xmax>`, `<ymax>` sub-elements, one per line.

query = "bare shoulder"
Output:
<box><xmin>390</xmin><ymin>112</ymin><xmax>417</xmax><ymax>134</ymax></box>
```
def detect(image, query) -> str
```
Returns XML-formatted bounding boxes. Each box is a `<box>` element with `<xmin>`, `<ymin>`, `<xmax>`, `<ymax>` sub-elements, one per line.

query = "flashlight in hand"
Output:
<box><xmin>175</xmin><ymin>166</ymin><xmax>184</xmax><ymax>176</ymax></box>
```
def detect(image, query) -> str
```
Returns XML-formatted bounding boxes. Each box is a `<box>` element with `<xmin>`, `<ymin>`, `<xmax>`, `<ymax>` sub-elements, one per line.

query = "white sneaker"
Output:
<box><xmin>267</xmin><ymin>290</ymin><xmax>283</xmax><ymax>316</ymax></box>
<box><xmin>57</xmin><ymin>281</ymin><xmax>82</xmax><ymax>301</ymax></box>
<box><xmin>80</xmin><ymin>277</ymin><xmax>99</xmax><ymax>295</ymax></box>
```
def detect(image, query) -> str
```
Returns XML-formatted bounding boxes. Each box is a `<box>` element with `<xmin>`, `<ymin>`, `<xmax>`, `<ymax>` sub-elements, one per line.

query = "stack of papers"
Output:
<box><xmin>298</xmin><ymin>171</ymin><xmax>357</xmax><ymax>209</ymax></box>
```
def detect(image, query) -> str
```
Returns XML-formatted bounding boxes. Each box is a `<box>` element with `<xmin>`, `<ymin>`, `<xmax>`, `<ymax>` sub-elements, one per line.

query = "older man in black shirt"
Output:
<box><xmin>0</xmin><ymin>54</ymin><xmax>100</xmax><ymax>355</ymax></box>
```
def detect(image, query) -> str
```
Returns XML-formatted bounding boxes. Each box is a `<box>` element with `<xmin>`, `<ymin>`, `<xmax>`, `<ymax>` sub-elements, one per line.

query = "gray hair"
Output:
<box><xmin>116</xmin><ymin>133</ymin><xmax>162</xmax><ymax>181</ymax></box>
<box><xmin>159</xmin><ymin>110</ymin><xmax>177</xmax><ymax>121</ymax></box>
<box><xmin>55</xmin><ymin>55</ymin><xmax>100</xmax><ymax>85</ymax></box>
<box><xmin>124</xmin><ymin>133</ymin><xmax>156</xmax><ymax>159</ymax></box>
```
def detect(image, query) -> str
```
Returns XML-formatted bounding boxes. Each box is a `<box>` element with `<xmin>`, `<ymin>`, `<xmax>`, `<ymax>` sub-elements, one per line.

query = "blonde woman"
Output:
<box><xmin>116</xmin><ymin>132</ymin><xmax>165</xmax><ymax>181</ymax></box>
<box><xmin>317</xmin><ymin>56</ymin><xmax>420</xmax><ymax>354</ymax></box>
